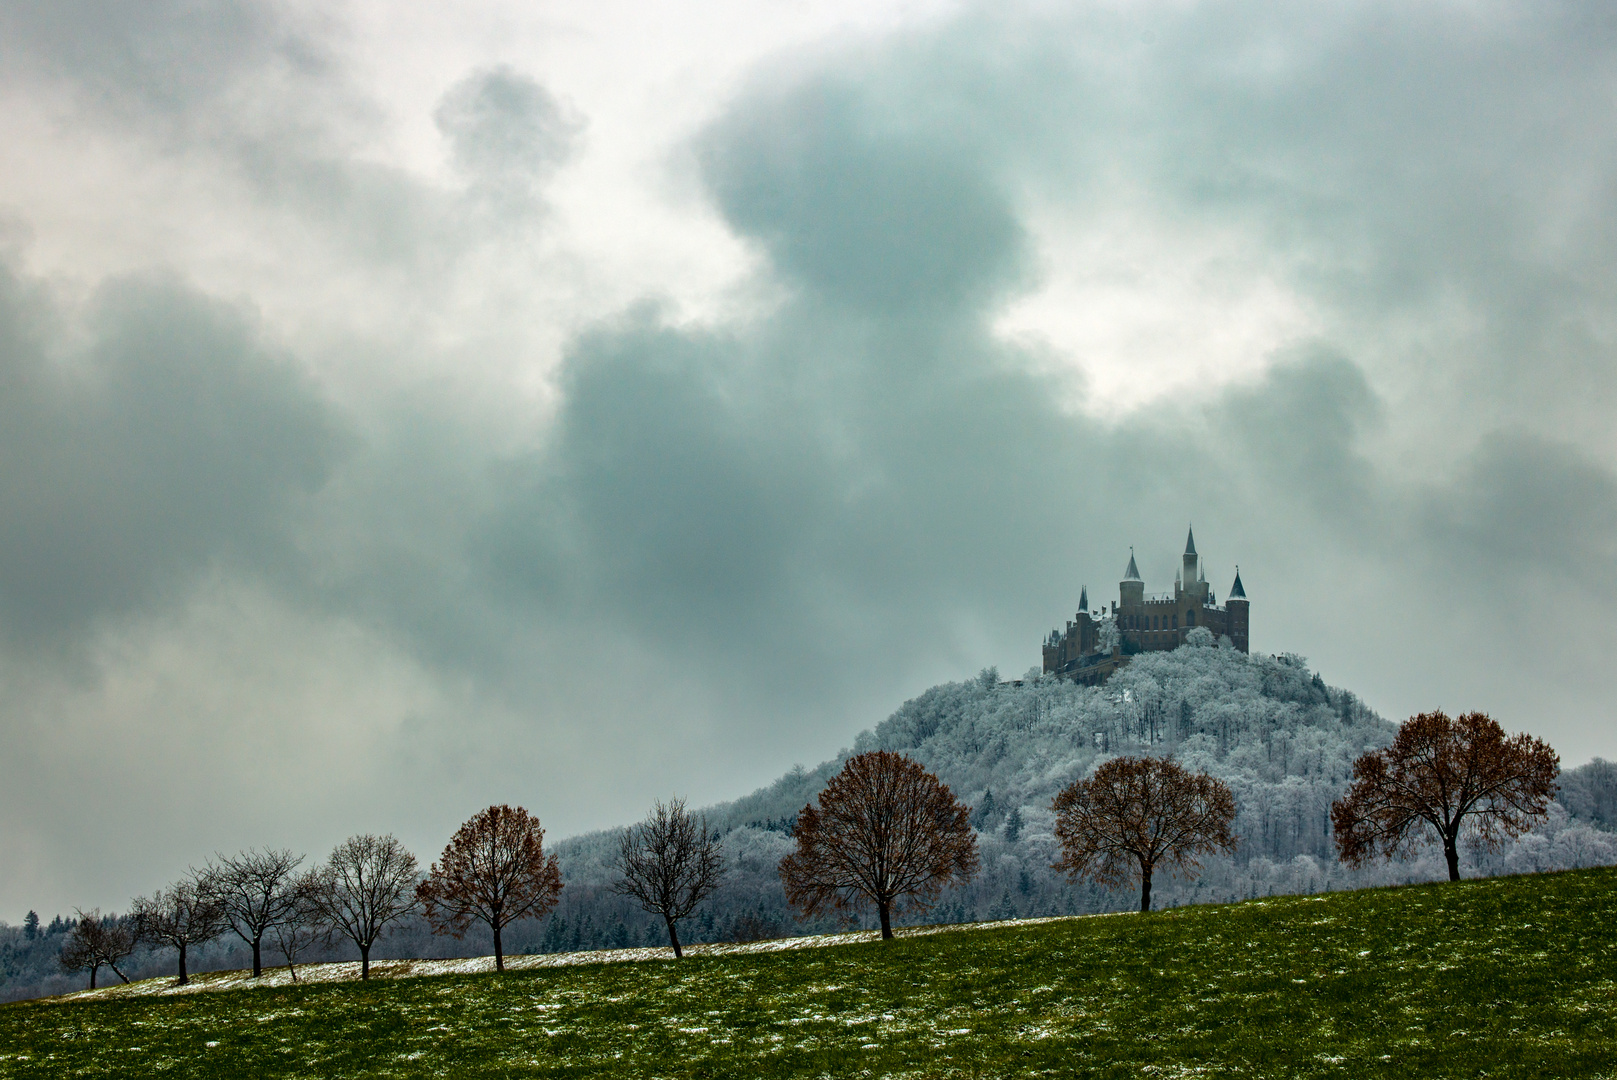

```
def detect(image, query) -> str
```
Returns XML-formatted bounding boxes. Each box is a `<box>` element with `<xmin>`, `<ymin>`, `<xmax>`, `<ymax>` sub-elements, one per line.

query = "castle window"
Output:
<box><xmin>1172</xmin><ymin>615</ymin><xmax>1179</xmax><ymax>629</ymax></box>
<box><xmin>1188</xmin><ymin>609</ymin><xmax>1196</xmax><ymax>626</ymax></box>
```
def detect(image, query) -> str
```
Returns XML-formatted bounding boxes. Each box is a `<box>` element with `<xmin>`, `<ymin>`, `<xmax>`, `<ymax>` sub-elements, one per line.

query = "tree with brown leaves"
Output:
<box><xmin>779</xmin><ymin>751</ymin><xmax>978</xmax><ymax>940</ymax></box>
<box><xmin>130</xmin><ymin>879</ymin><xmax>225</xmax><ymax>985</ymax></box>
<box><xmin>58</xmin><ymin>910</ymin><xmax>137</xmax><ymax>990</ymax></box>
<box><xmin>613</xmin><ymin>797</ymin><xmax>724</xmax><ymax>957</ymax></box>
<box><xmin>1052</xmin><ymin>756</ymin><xmax>1237</xmax><ymax>912</ymax></box>
<box><xmin>416</xmin><ymin>805</ymin><xmax>563</xmax><ymax>972</ymax></box>
<box><xmin>1331</xmin><ymin>710</ymin><xmax>1559</xmax><ymax>882</ymax></box>
<box><xmin>308</xmin><ymin>834</ymin><xmax>420</xmax><ymax>980</ymax></box>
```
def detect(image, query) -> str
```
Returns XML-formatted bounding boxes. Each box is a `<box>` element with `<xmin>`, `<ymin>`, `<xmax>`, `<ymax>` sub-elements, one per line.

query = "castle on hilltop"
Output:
<box><xmin>1042</xmin><ymin>527</ymin><xmax>1249</xmax><ymax>685</ymax></box>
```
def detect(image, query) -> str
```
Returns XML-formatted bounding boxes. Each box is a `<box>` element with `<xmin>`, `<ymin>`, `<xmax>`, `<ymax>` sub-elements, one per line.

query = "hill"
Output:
<box><xmin>4</xmin><ymin>867</ymin><xmax>1614</xmax><ymax>1078</ymax></box>
<box><xmin>544</xmin><ymin>640</ymin><xmax>1617</xmax><ymax>944</ymax></box>
<box><xmin>4</xmin><ymin>642</ymin><xmax>1613</xmax><ymax>999</ymax></box>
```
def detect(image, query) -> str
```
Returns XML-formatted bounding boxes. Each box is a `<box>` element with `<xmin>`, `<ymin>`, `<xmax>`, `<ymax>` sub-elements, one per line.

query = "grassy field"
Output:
<box><xmin>3</xmin><ymin>868</ymin><xmax>1614</xmax><ymax>1079</ymax></box>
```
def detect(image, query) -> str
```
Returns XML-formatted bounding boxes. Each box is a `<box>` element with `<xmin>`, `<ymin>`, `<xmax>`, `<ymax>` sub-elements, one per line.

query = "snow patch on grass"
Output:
<box><xmin>58</xmin><ymin>913</ymin><xmax>1091</xmax><ymax>1002</ymax></box>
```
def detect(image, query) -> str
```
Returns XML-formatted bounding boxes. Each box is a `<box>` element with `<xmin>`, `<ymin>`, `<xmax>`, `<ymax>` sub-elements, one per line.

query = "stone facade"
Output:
<box><xmin>1042</xmin><ymin>527</ymin><xmax>1249</xmax><ymax>684</ymax></box>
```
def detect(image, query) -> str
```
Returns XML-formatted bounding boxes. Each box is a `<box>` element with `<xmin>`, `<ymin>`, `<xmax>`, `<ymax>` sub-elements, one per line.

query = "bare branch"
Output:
<box><xmin>199</xmin><ymin>847</ymin><xmax>304</xmax><ymax>979</ymax></box>
<box><xmin>307</xmin><ymin>834</ymin><xmax>419</xmax><ymax>980</ymax></box>
<box><xmin>612</xmin><ymin>797</ymin><xmax>724</xmax><ymax>957</ymax></box>
<box><xmin>58</xmin><ymin>910</ymin><xmax>137</xmax><ymax>990</ymax></box>
<box><xmin>130</xmin><ymin>878</ymin><xmax>225</xmax><ymax>985</ymax></box>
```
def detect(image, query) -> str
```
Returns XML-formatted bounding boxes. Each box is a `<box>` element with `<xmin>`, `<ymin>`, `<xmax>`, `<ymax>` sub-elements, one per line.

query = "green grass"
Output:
<box><xmin>4</xmin><ymin>868</ymin><xmax>1615</xmax><ymax>1079</ymax></box>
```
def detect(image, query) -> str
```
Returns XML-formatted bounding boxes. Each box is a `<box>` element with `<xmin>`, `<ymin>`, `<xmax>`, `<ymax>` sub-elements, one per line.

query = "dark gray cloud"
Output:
<box><xmin>0</xmin><ymin>262</ymin><xmax>343</xmax><ymax>648</ymax></box>
<box><xmin>467</xmin><ymin>1</ymin><xmax>1617</xmax><ymax>750</ymax></box>
<box><xmin>4</xmin><ymin>0</ymin><xmax>1617</xmax><ymax>917</ymax></box>
<box><xmin>1420</xmin><ymin>433</ymin><xmax>1617</xmax><ymax>589</ymax></box>
<box><xmin>697</xmin><ymin>79</ymin><xmax>1028</xmax><ymax>315</ymax></box>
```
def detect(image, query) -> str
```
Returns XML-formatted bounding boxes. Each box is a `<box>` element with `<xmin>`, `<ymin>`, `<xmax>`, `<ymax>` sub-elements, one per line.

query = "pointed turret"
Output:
<box><xmin>1225</xmin><ymin>565</ymin><xmax>1249</xmax><ymax>654</ymax></box>
<box><xmin>1181</xmin><ymin>525</ymin><xmax>1199</xmax><ymax>598</ymax></box>
<box><xmin>1119</xmin><ymin>547</ymin><xmax>1145</xmax><ymax>616</ymax></box>
<box><xmin>1078</xmin><ymin>585</ymin><xmax>1089</xmax><ymax>612</ymax></box>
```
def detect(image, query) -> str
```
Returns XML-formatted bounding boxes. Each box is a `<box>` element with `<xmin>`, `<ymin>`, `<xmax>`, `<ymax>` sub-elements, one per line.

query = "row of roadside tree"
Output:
<box><xmin>53</xmin><ymin>708</ymin><xmax>1560</xmax><ymax>990</ymax></box>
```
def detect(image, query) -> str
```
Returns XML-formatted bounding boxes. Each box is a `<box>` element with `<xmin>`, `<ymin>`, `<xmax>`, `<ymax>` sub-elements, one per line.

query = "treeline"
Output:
<box><xmin>5</xmin><ymin>637</ymin><xmax>1616</xmax><ymax>1001</ymax></box>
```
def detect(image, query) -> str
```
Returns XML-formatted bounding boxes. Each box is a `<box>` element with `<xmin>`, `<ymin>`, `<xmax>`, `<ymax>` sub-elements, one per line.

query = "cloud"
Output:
<box><xmin>3</xmin><ymin>0</ymin><xmax>1617</xmax><ymax>918</ymax></box>
<box><xmin>0</xmin><ymin>262</ymin><xmax>344</xmax><ymax>650</ymax></box>
<box><xmin>1421</xmin><ymin>433</ymin><xmax>1617</xmax><ymax>589</ymax></box>
<box><xmin>697</xmin><ymin>78</ymin><xmax>1028</xmax><ymax>315</ymax></box>
<box><xmin>437</xmin><ymin>66</ymin><xmax>582</xmax><ymax>189</ymax></box>
<box><xmin>0</xmin><ymin>0</ymin><xmax>317</xmax><ymax>118</ymax></box>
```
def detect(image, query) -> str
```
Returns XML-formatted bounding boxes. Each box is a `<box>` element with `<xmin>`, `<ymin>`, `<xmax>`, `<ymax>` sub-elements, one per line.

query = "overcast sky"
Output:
<box><xmin>1</xmin><ymin>0</ymin><xmax>1614</xmax><ymax>919</ymax></box>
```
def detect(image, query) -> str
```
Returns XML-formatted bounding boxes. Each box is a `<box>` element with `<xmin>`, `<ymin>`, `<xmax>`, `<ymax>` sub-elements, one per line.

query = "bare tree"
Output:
<box><xmin>1052</xmin><ymin>756</ymin><xmax>1237</xmax><ymax>912</ymax></box>
<box><xmin>779</xmin><ymin>751</ymin><xmax>979</xmax><ymax>940</ymax></box>
<box><xmin>417</xmin><ymin>805</ymin><xmax>563</xmax><ymax>972</ymax></box>
<box><xmin>1333</xmin><ymin>710</ymin><xmax>1560</xmax><ymax>881</ymax></box>
<box><xmin>612</xmin><ymin>797</ymin><xmax>724</xmax><ymax>957</ymax></box>
<box><xmin>271</xmin><ymin>870</ymin><xmax>332</xmax><ymax>982</ymax></box>
<box><xmin>307</xmin><ymin>834</ymin><xmax>419</xmax><ymax>980</ymax></box>
<box><xmin>58</xmin><ymin>910</ymin><xmax>137</xmax><ymax>990</ymax></box>
<box><xmin>130</xmin><ymin>880</ymin><xmax>225</xmax><ymax>985</ymax></box>
<box><xmin>201</xmin><ymin>848</ymin><xmax>304</xmax><ymax>978</ymax></box>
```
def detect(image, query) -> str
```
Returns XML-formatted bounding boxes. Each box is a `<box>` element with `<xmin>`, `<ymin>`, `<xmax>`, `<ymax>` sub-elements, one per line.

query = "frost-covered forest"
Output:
<box><xmin>4</xmin><ymin>636</ymin><xmax>1615</xmax><ymax>1001</ymax></box>
<box><xmin>542</xmin><ymin>636</ymin><xmax>1617</xmax><ymax>945</ymax></box>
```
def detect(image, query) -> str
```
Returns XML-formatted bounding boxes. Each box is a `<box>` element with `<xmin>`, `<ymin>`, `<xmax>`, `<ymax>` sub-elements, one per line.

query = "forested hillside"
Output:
<box><xmin>5</xmin><ymin>636</ymin><xmax>1615</xmax><ymax>1001</ymax></box>
<box><xmin>542</xmin><ymin>634</ymin><xmax>1617</xmax><ymax>944</ymax></box>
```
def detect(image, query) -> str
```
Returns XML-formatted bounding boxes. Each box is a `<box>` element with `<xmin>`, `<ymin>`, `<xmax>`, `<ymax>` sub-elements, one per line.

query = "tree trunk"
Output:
<box><xmin>493</xmin><ymin>924</ymin><xmax>504</xmax><ymax>972</ymax></box>
<box><xmin>177</xmin><ymin>943</ymin><xmax>189</xmax><ymax>986</ymax></box>
<box><xmin>252</xmin><ymin>936</ymin><xmax>263</xmax><ymax>978</ymax></box>
<box><xmin>878</xmin><ymin>901</ymin><xmax>893</xmax><ymax>940</ymax></box>
<box><xmin>1444</xmin><ymin>832</ymin><xmax>1461</xmax><ymax>882</ymax></box>
<box><xmin>89</xmin><ymin>963</ymin><xmax>98</xmax><ymax>991</ymax></box>
<box><xmin>1139</xmin><ymin>864</ymin><xmax>1154</xmax><ymax>912</ymax></box>
<box><xmin>360</xmin><ymin>942</ymin><xmax>371</xmax><ymax>980</ymax></box>
<box><xmin>665</xmin><ymin>916</ymin><xmax>683</xmax><ymax>959</ymax></box>
<box><xmin>109</xmin><ymin>962</ymin><xmax>130</xmax><ymax>984</ymax></box>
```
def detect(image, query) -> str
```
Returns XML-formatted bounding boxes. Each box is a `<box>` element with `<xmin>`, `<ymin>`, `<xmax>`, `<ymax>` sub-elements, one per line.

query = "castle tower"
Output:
<box><xmin>1181</xmin><ymin>526</ymin><xmax>1199</xmax><ymax>598</ymax></box>
<box><xmin>1226</xmin><ymin>566</ymin><xmax>1250</xmax><ymax>653</ymax></box>
<box><xmin>1119</xmin><ymin>548</ymin><xmax>1144</xmax><ymax>618</ymax></box>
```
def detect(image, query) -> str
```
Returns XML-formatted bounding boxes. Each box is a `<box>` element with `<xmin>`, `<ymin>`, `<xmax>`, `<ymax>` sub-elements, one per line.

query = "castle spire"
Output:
<box><xmin>1181</xmin><ymin>525</ymin><xmax>1199</xmax><ymax>596</ymax></box>
<box><xmin>1078</xmin><ymin>585</ymin><xmax>1089</xmax><ymax>611</ymax></box>
<box><xmin>1229</xmin><ymin>566</ymin><xmax>1247</xmax><ymax>599</ymax></box>
<box><xmin>1123</xmin><ymin>548</ymin><xmax>1142</xmax><ymax>582</ymax></box>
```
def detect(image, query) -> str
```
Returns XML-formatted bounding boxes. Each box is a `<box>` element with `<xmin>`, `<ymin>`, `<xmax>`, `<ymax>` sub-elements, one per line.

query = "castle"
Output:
<box><xmin>1042</xmin><ymin>527</ymin><xmax>1248</xmax><ymax>685</ymax></box>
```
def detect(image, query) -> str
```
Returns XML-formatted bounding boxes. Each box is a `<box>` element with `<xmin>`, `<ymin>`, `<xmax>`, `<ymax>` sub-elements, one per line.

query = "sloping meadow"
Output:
<box><xmin>4</xmin><ymin>867</ymin><xmax>1613</xmax><ymax>1078</ymax></box>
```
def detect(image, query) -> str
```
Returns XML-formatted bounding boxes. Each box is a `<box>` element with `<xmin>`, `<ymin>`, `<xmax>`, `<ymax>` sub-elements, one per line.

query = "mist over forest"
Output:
<box><xmin>6</xmin><ymin>636</ymin><xmax>1613</xmax><ymax>1002</ymax></box>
